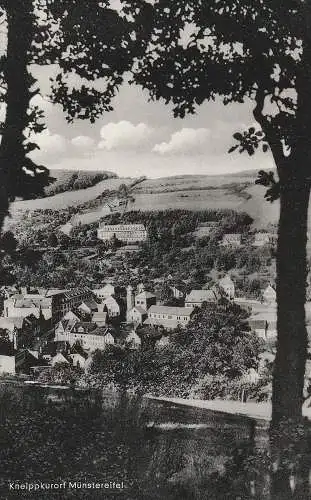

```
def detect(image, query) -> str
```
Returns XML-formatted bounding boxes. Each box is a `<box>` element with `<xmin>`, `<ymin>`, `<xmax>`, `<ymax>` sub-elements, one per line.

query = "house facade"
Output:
<box><xmin>127</xmin><ymin>306</ymin><xmax>147</xmax><ymax>325</ymax></box>
<box><xmin>92</xmin><ymin>284</ymin><xmax>115</xmax><ymax>300</ymax></box>
<box><xmin>3</xmin><ymin>295</ymin><xmax>52</xmax><ymax>321</ymax></box>
<box><xmin>55</xmin><ymin>321</ymin><xmax>115</xmax><ymax>351</ymax></box>
<box><xmin>102</xmin><ymin>296</ymin><xmax>120</xmax><ymax>317</ymax></box>
<box><xmin>125</xmin><ymin>330</ymin><xmax>141</xmax><ymax>348</ymax></box>
<box><xmin>221</xmin><ymin>233</ymin><xmax>242</xmax><ymax>247</ymax></box>
<box><xmin>97</xmin><ymin>224</ymin><xmax>147</xmax><ymax>243</ymax></box>
<box><xmin>69</xmin><ymin>353</ymin><xmax>87</xmax><ymax>369</ymax></box>
<box><xmin>145</xmin><ymin>305</ymin><xmax>193</xmax><ymax>330</ymax></box>
<box><xmin>135</xmin><ymin>291</ymin><xmax>157</xmax><ymax>310</ymax></box>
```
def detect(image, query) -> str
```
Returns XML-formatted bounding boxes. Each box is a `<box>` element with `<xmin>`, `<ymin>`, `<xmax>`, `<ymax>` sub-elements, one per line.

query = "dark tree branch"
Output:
<box><xmin>253</xmin><ymin>87</ymin><xmax>285</xmax><ymax>169</ymax></box>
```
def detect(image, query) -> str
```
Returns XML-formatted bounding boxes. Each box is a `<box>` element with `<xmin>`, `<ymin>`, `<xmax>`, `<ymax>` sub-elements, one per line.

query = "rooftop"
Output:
<box><xmin>148</xmin><ymin>305</ymin><xmax>193</xmax><ymax>316</ymax></box>
<box><xmin>185</xmin><ymin>289</ymin><xmax>219</xmax><ymax>302</ymax></box>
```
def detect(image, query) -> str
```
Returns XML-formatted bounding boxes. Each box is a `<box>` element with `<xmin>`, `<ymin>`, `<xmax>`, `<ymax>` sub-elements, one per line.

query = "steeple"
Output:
<box><xmin>126</xmin><ymin>285</ymin><xmax>134</xmax><ymax>313</ymax></box>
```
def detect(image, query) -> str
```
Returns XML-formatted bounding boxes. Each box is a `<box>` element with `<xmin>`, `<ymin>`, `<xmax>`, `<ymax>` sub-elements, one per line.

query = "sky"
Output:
<box><xmin>0</xmin><ymin>12</ymin><xmax>275</xmax><ymax>180</ymax></box>
<box><xmin>0</xmin><ymin>13</ymin><xmax>273</xmax><ymax>182</ymax></box>
<box><xmin>27</xmin><ymin>72</ymin><xmax>275</xmax><ymax>179</ymax></box>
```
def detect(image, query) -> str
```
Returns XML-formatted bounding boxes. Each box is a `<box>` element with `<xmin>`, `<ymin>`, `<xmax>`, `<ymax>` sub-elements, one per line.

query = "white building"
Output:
<box><xmin>253</xmin><ymin>232</ymin><xmax>277</xmax><ymax>247</ymax></box>
<box><xmin>51</xmin><ymin>353</ymin><xmax>69</xmax><ymax>367</ymax></box>
<box><xmin>69</xmin><ymin>353</ymin><xmax>87</xmax><ymax>369</ymax></box>
<box><xmin>55</xmin><ymin>321</ymin><xmax>115</xmax><ymax>351</ymax></box>
<box><xmin>3</xmin><ymin>294</ymin><xmax>52</xmax><ymax>320</ymax></box>
<box><xmin>0</xmin><ymin>355</ymin><xmax>15</xmax><ymax>374</ymax></box>
<box><xmin>194</xmin><ymin>222</ymin><xmax>218</xmax><ymax>238</ymax></box>
<box><xmin>125</xmin><ymin>330</ymin><xmax>141</xmax><ymax>348</ymax></box>
<box><xmin>185</xmin><ymin>289</ymin><xmax>219</xmax><ymax>308</ymax></box>
<box><xmin>102</xmin><ymin>296</ymin><xmax>120</xmax><ymax>317</ymax></box>
<box><xmin>127</xmin><ymin>306</ymin><xmax>147</xmax><ymax>325</ymax></box>
<box><xmin>263</xmin><ymin>285</ymin><xmax>276</xmax><ymax>303</ymax></box>
<box><xmin>252</xmin><ymin>233</ymin><xmax>270</xmax><ymax>247</ymax></box>
<box><xmin>97</xmin><ymin>224</ymin><xmax>147</xmax><ymax>243</ymax></box>
<box><xmin>93</xmin><ymin>284</ymin><xmax>115</xmax><ymax>300</ymax></box>
<box><xmin>145</xmin><ymin>305</ymin><xmax>193</xmax><ymax>330</ymax></box>
<box><xmin>221</xmin><ymin>233</ymin><xmax>242</xmax><ymax>247</ymax></box>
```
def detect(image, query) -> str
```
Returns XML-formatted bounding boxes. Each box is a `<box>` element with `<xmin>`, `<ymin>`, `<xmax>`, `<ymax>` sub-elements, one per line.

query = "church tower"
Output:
<box><xmin>126</xmin><ymin>285</ymin><xmax>134</xmax><ymax>315</ymax></box>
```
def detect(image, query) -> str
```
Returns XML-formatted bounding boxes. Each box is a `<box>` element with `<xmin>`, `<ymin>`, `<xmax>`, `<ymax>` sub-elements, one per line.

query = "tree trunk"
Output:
<box><xmin>0</xmin><ymin>1</ymin><xmax>33</xmax><ymax>234</ymax></box>
<box><xmin>271</xmin><ymin>179</ymin><xmax>310</xmax><ymax>428</ymax></box>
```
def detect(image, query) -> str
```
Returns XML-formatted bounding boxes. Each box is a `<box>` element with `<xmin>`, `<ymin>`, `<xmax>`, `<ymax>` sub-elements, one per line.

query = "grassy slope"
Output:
<box><xmin>8</xmin><ymin>168</ymin><xmax>282</xmax><ymax>228</ymax></box>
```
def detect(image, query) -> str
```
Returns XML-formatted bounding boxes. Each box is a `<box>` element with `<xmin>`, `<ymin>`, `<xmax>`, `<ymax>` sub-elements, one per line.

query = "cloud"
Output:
<box><xmin>29</xmin><ymin>94</ymin><xmax>54</xmax><ymax>113</ymax></box>
<box><xmin>153</xmin><ymin>127</ymin><xmax>210</xmax><ymax>155</ymax></box>
<box><xmin>30</xmin><ymin>128</ymin><xmax>67</xmax><ymax>157</ymax></box>
<box><xmin>98</xmin><ymin>120</ymin><xmax>152</xmax><ymax>151</ymax></box>
<box><xmin>71</xmin><ymin>135</ymin><xmax>95</xmax><ymax>149</ymax></box>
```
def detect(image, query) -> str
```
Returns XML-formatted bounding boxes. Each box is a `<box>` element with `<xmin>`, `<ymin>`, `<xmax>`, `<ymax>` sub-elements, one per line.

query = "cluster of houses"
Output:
<box><xmin>95</xmin><ymin>221</ymin><xmax>278</xmax><ymax>248</ymax></box>
<box><xmin>221</xmin><ymin>232</ymin><xmax>277</xmax><ymax>247</ymax></box>
<box><xmin>0</xmin><ymin>275</ymin><xmax>280</xmax><ymax>377</ymax></box>
<box><xmin>194</xmin><ymin>221</ymin><xmax>277</xmax><ymax>248</ymax></box>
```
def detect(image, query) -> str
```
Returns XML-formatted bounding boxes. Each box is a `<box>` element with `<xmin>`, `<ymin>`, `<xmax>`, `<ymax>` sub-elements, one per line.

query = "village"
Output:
<box><xmin>0</xmin><ymin>219</ymin><xmax>288</xmax><ymax>386</ymax></box>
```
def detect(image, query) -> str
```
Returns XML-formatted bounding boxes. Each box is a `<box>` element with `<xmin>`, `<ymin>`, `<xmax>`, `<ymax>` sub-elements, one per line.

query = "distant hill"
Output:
<box><xmin>45</xmin><ymin>169</ymin><xmax>118</xmax><ymax>197</ymax></box>
<box><xmin>8</xmin><ymin>168</ymin><xmax>282</xmax><ymax>229</ymax></box>
<box><xmin>130</xmin><ymin>172</ymin><xmax>280</xmax><ymax>229</ymax></box>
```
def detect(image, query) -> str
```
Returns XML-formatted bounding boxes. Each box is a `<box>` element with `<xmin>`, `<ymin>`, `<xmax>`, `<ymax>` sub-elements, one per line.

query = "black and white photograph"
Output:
<box><xmin>0</xmin><ymin>1</ymin><xmax>310</xmax><ymax>499</ymax></box>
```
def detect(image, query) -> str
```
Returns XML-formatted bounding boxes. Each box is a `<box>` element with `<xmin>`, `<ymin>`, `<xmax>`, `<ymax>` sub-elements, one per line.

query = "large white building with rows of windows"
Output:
<box><xmin>97</xmin><ymin>224</ymin><xmax>148</xmax><ymax>243</ymax></box>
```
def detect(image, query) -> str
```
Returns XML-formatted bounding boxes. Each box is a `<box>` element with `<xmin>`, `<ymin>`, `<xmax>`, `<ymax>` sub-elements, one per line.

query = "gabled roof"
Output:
<box><xmin>78</xmin><ymin>299</ymin><xmax>98</xmax><ymax>311</ymax></box>
<box><xmin>52</xmin><ymin>288</ymin><xmax>92</xmax><ymax>300</ymax></box>
<box><xmin>52</xmin><ymin>352</ymin><xmax>69</xmax><ymax>364</ymax></box>
<box><xmin>14</xmin><ymin>298</ymin><xmax>51</xmax><ymax>309</ymax></box>
<box><xmin>57</xmin><ymin>318</ymin><xmax>77</xmax><ymax>332</ymax></box>
<box><xmin>130</xmin><ymin>306</ymin><xmax>147</xmax><ymax>315</ymax></box>
<box><xmin>71</xmin><ymin>322</ymin><xmax>97</xmax><ymax>334</ymax></box>
<box><xmin>92</xmin><ymin>311</ymin><xmax>107</xmax><ymax>322</ymax></box>
<box><xmin>103</xmin><ymin>295</ymin><xmax>120</xmax><ymax>306</ymax></box>
<box><xmin>45</xmin><ymin>289</ymin><xmax>67</xmax><ymax>297</ymax></box>
<box><xmin>185</xmin><ymin>289</ymin><xmax>218</xmax><ymax>303</ymax></box>
<box><xmin>62</xmin><ymin>310</ymin><xmax>81</xmax><ymax>321</ymax></box>
<box><xmin>148</xmin><ymin>305</ymin><xmax>193</xmax><ymax>316</ymax></box>
<box><xmin>15</xmin><ymin>349</ymin><xmax>45</xmax><ymax>368</ymax></box>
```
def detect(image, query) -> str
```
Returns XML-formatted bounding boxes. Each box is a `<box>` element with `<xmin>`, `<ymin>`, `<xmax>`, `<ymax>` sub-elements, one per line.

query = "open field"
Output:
<box><xmin>9</xmin><ymin>177</ymin><xmax>132</xmax><ymax>212</ymax></box>
<box><xmin>6</xmin><ymin>168</ymin><xmax>301</xmax><ymax>232</ymax></box>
